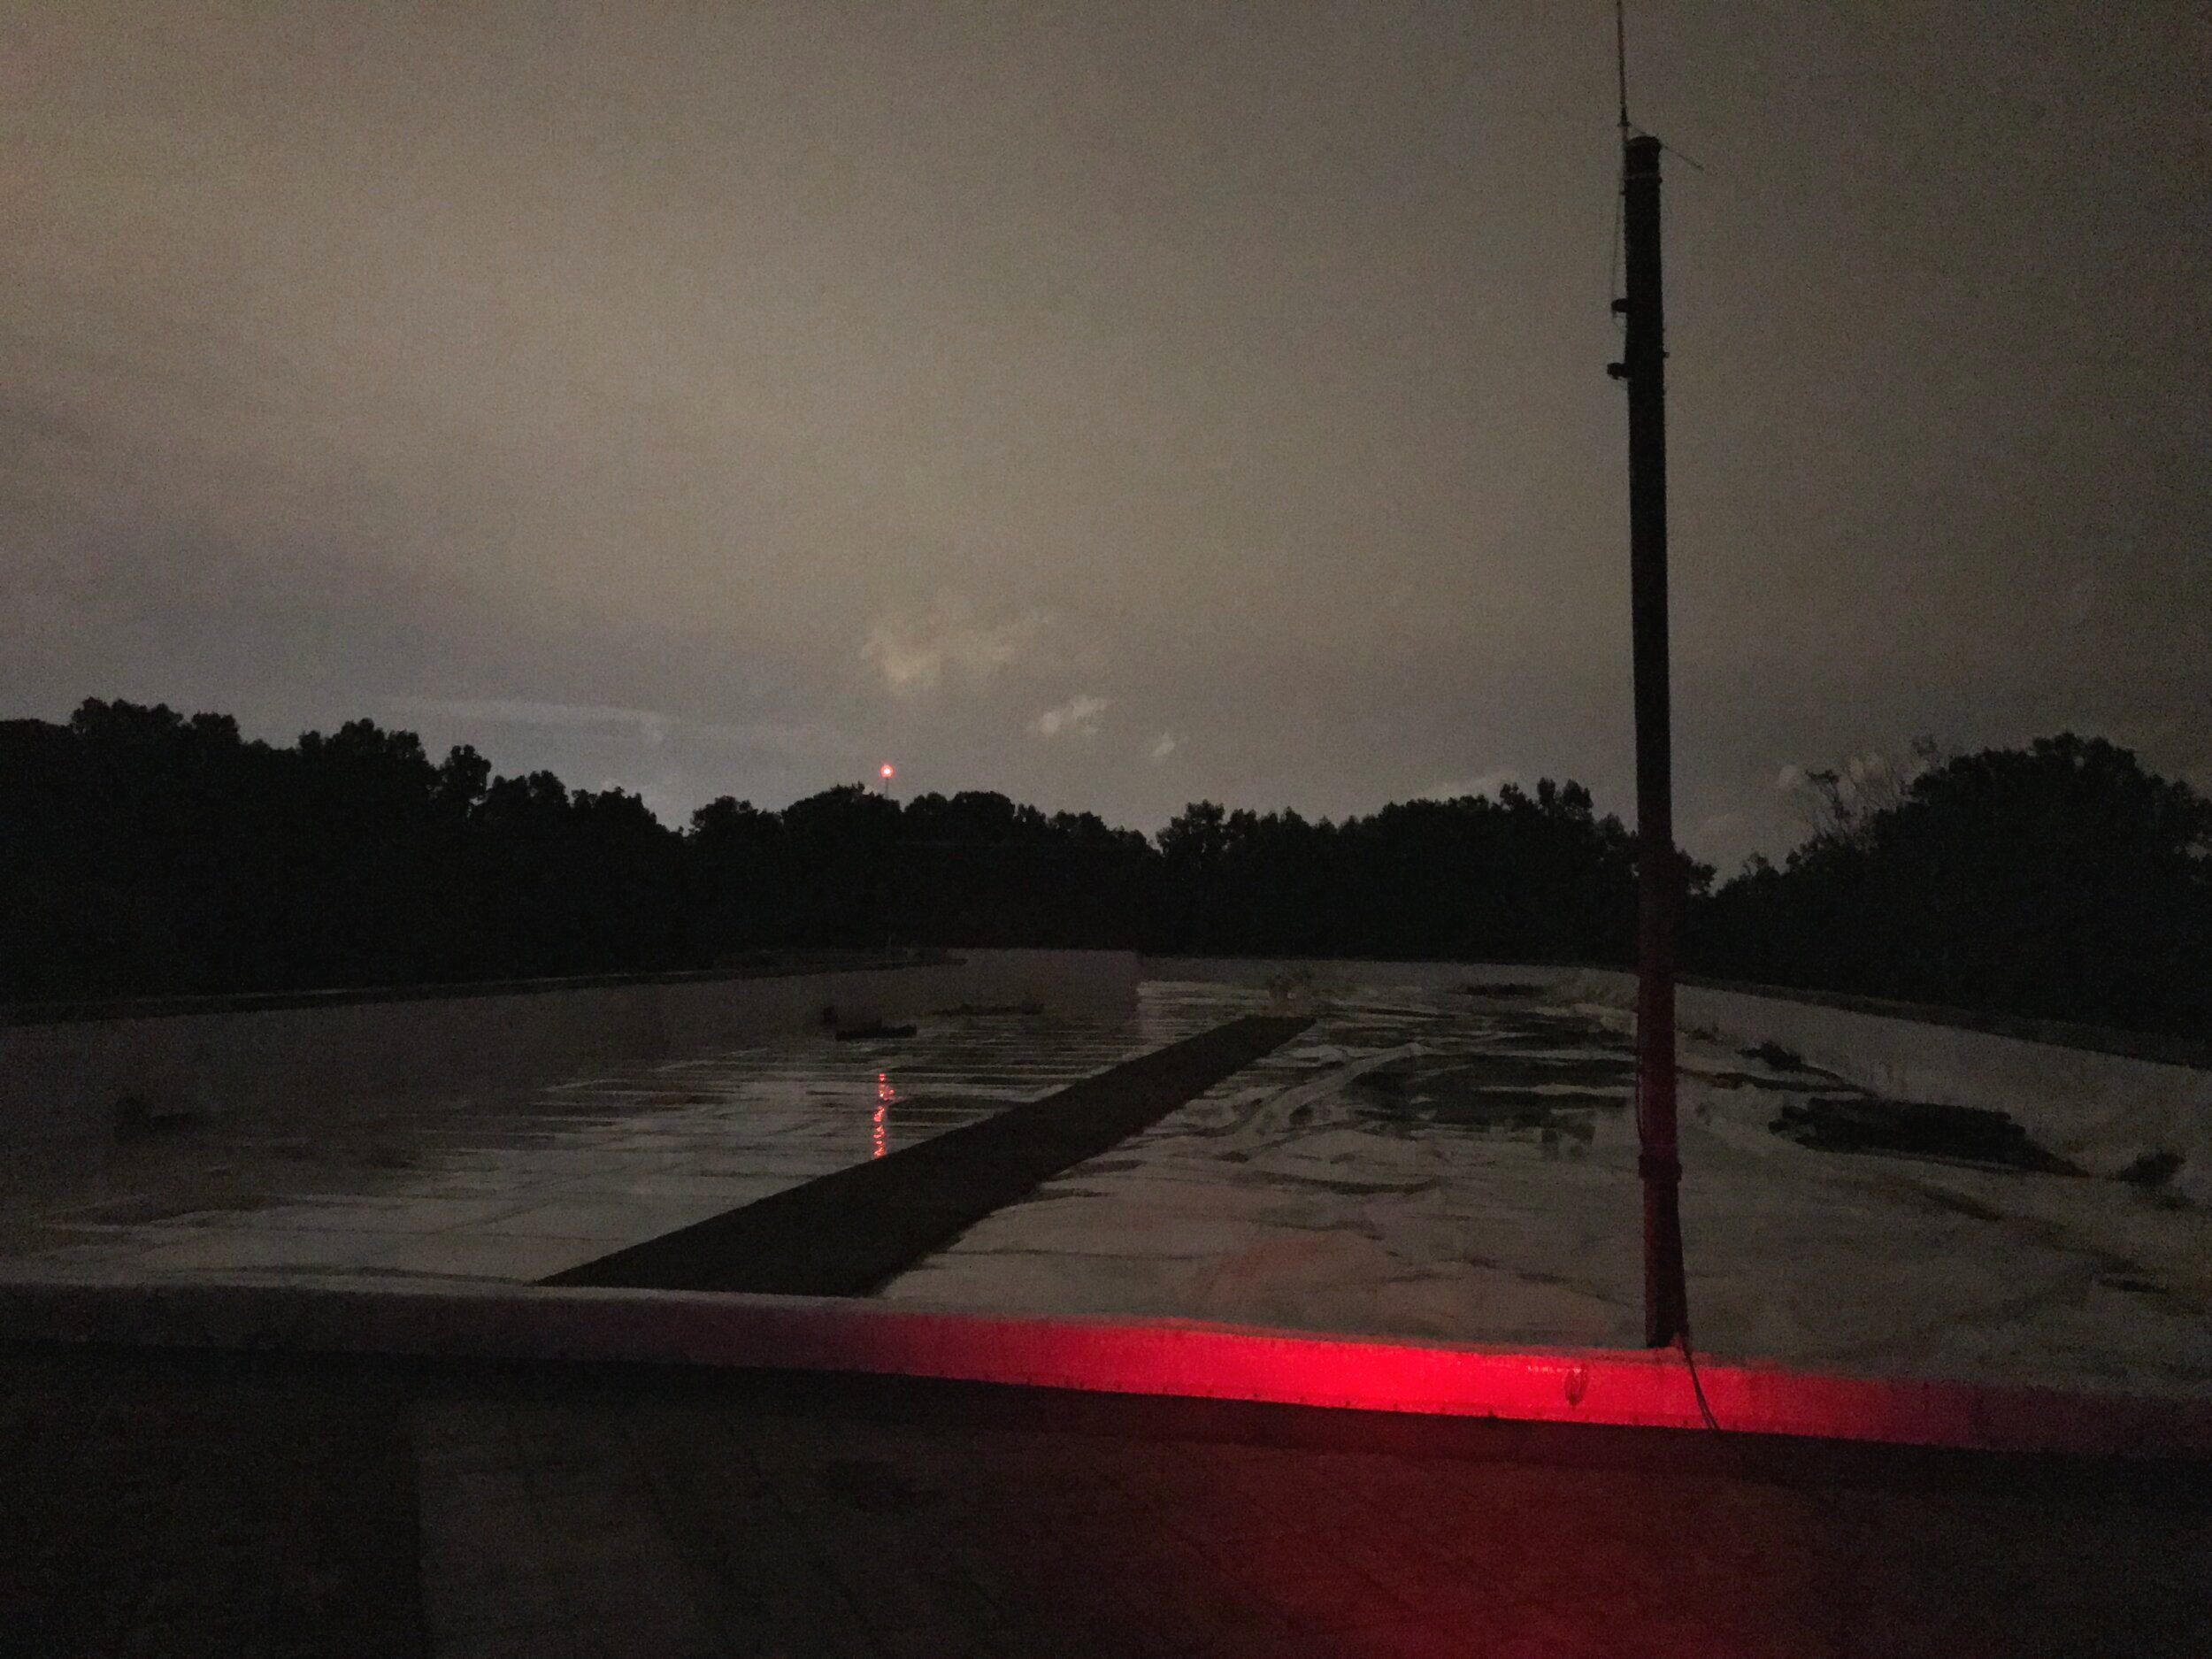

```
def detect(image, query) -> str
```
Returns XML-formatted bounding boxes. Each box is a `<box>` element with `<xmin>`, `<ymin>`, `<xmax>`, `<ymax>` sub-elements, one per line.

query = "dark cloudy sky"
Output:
<box><xmin>4</xmin><ymin>3</ymin><xmax>2206</xmax><ymax>868</ymax></box>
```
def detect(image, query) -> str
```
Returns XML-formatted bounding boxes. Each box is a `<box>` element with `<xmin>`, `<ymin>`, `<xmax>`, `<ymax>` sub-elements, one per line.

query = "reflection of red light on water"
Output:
<box><xmin>873</xmin><ymin>1072</ymin><xmax>894</xmax><ymax>1157</ymax></box>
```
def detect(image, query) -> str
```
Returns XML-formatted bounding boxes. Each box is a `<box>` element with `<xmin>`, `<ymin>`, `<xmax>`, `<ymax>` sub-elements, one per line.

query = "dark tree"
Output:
<box><xmin>8</xmin><ymin>699</ymin><xmax>2199</xmax><ymax>1040</ymax></box>
<box><xmin>1690</xmin><ymin>735</ymin><xmax>2212</xmax><ymax>1037</ymax></box>
<box><xmin>1151</xmin><ymin>781</ymin><xmax>1652</xmax><ymax>964</ymax></box>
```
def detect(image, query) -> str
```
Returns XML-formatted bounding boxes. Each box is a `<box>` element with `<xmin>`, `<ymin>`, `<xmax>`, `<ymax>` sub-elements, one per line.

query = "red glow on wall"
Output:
<box><xmin>62</xmin><ymin>1279</ymin><xmax>2212</xmax><ymax>1459</ymax></box>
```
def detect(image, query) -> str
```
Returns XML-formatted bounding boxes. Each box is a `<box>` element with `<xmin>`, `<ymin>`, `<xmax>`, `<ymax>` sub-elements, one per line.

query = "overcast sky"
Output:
<box><xmin>4</xmin><ymin>2</ymin><xmax>2206</xmax><ymax>868</ymax></box>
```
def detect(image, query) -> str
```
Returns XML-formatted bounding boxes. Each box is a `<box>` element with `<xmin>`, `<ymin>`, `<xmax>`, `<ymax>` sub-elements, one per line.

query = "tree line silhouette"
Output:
<box><xmin>1689</xmin><ymin>733</ymin><xmax>2210</xmax><ymax>1038</ymax></box>
<box><xmin>3</xmin><ymin>700</ymin><xmax>2205</xmax><ymax>1038</ymax></box>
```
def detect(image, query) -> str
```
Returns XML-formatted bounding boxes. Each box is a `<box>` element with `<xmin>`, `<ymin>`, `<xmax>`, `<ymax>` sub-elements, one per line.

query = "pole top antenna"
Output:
<box><xmin>1614</xmin><ymin>9</ymin><xmax>1709</xmax><ymax>174</ymax></box>
<box><xmin>1615</xmin><ymin>0</ymin><xmax>1631</xmax><ymax>138</ymax></box>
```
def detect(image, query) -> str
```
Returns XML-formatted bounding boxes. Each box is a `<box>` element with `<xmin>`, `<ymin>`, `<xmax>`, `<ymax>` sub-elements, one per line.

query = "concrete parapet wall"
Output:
<box><xmin>1142</xmin><ymin>956</ymin><xmax>1570</xmax><ymax>995</ymax></box>
<box><xmin>0</xmin><ymin>950</ymin><xmax>1136</xmax><ymax>1194</ymax></box>
<box><xmin>1553</xmin><ymin>968</ymin><xmax>2212</xmax><ymax>1201</ymax></box>
<box><xmin>941</xmin><ymin>947</ymin><xmax>1141</xmax><ymax>1021</ymax></box>
<box><xmin>3</xmin><ymin>1277</ymin><xmax>2202</xmax><ymax>1458</ymax></box>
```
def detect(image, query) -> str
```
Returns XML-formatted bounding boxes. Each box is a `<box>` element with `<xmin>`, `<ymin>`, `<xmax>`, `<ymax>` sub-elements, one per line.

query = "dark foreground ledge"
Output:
<box><xmin>6</xmin><ymin>1340</ymin><xmax>2207</xmax><ymax>1659</ymax></box>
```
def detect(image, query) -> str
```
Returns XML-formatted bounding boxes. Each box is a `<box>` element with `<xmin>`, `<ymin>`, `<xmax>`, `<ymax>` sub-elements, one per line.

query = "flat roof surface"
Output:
<box><xmin>8</xmin><ymin>1341</ymin><xmax>2208</xmax><ymax>1659</ymax></box>
<box><xmin>5</xmin><ymin>979</ymin><xmax>2209</xmax><ymax>1398</ymax></box>
<box><xmin>0</xmin><ymin>992</ymin><xmax>1227</xmax><ymax>1285</ymax></box>
<box><xmin>886</xmin><ymin>985</ymin><xmax>2212</xmax><ymax>1397</ymax></box>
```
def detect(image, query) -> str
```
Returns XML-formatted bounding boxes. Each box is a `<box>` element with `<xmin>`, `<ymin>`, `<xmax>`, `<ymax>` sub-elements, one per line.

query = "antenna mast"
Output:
<box><xmin>1607</xmin><ymin>4</ymin><xmax>1689</xmax><ymax>1351</ymax></box>
<box><xmin>1615</xmin><ymin>0</ymin><xmax>1631</xmax><ymax>137</ymax></box>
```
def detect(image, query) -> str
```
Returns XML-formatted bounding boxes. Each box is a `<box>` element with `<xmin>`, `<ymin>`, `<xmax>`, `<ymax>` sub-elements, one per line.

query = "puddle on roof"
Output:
<box><xmin>1769</xmin><ymin>1096</ymin><xmax>2079</xmax><ymax>1174</ymax></box>
<box><xmin>1347</xmin><ymin>1054</ymin><xmax>1624</xmax><ymax>1141</ymax></box>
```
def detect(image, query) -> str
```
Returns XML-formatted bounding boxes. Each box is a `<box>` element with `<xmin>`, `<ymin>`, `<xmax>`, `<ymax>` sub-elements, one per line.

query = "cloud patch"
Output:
<box><xmin>1148</xmin><ymin>731</ymin><xmax>1179</xmax><ymax>762</ymax></box>
<box><xmin>383</xmin><ymin>699</ymin><xmax>845</xmax><ymax>763</ymax></box>
<box><xmin>862</xmin><ymin>598</ymin><xmax>1050</xmax><ymax>696</ymax></box>
<box><xmin>1032</xmin><ymin>695</ymin><xmax>1110</xmax><ymax>738</ymax></box>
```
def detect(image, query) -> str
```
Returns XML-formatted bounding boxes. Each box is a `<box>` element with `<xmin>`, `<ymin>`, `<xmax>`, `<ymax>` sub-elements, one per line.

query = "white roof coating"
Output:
<box><xmin>4</xmin><ymin>978</ymin><xmax>2206</xmax><ymax>1400</ymax></box>
<box><xmin>884</xmin><ymin>982</ymin><xmax>2212</xmax><ymax>1398</ymax></box>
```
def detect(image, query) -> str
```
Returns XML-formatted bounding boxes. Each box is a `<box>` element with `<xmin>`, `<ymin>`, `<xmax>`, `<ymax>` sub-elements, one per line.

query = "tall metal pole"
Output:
<box><xmin>1610</xmin><ymin>133</ymin><xmax>1688</xmax><ymax>1348</ymax></box>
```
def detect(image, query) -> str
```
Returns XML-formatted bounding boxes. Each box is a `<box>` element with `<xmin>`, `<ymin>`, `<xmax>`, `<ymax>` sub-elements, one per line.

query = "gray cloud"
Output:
<box><xmin>4</xmin><ymin>2</ymin><xmax>2206</xmax><ymax>866</ymax></box>
<box><xmin>1032</xmin><ymin>695</ymin><xmax>1110</xmax><ymax>739</ymax></box>
<box><xmin>862</xmin><ymin>599</ymin><xmax>1054</xmax><ymax>697</ymax></box>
